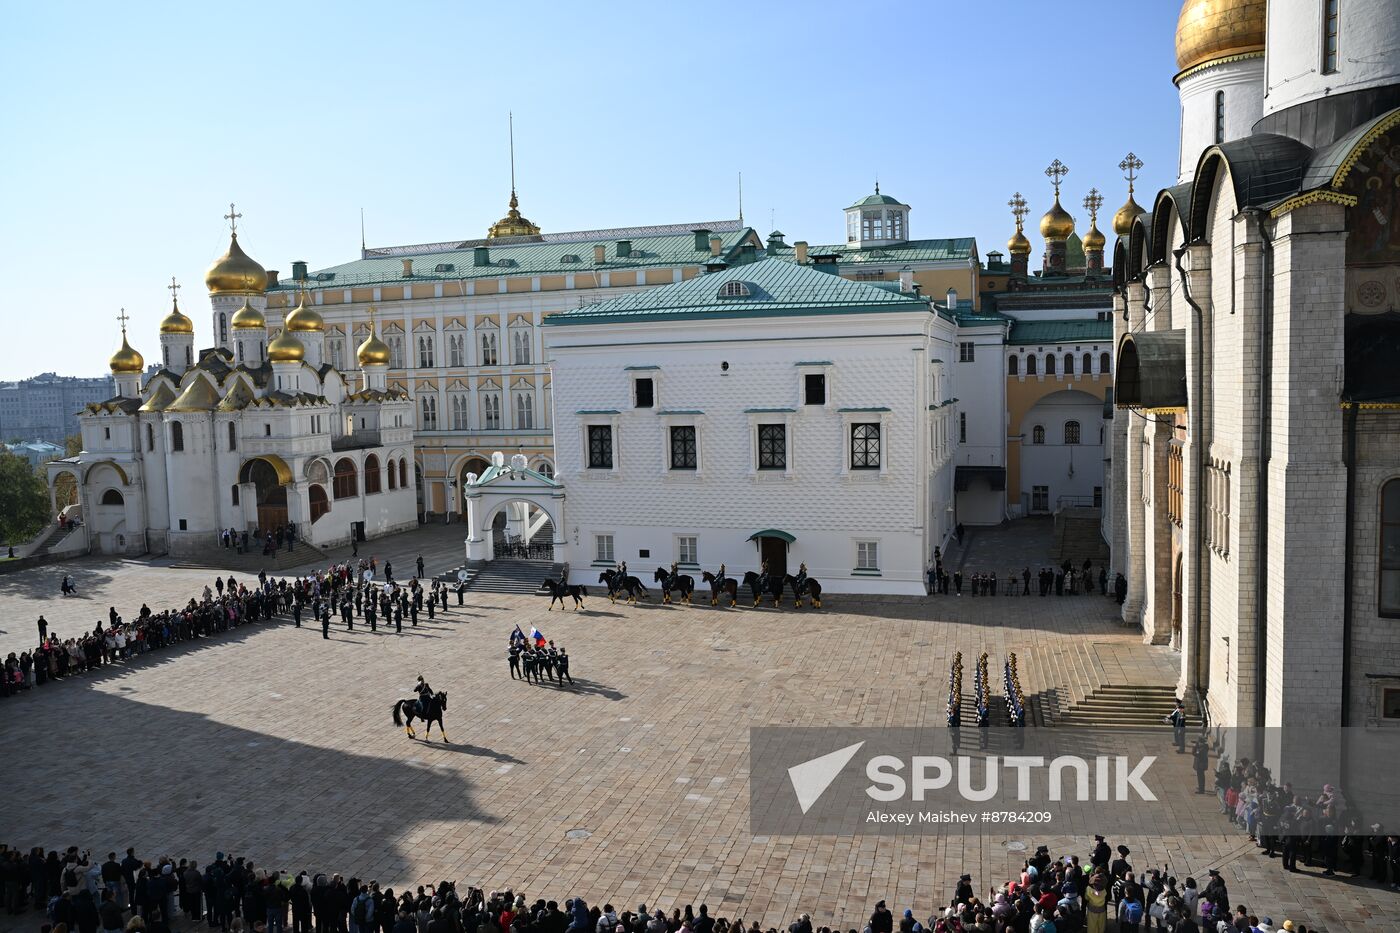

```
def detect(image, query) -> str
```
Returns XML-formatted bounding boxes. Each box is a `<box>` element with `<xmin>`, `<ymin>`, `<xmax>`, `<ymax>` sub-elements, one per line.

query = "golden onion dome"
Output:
<box><xmin>1007</xmin><ymin>229</ymin><xmax>1033</xmax><ymax>256</ymax></box>
<box><xmin>1039</xmin><ymin>196</ymin><xmax>1075</xmax><ymax>241</ymax></box>
<box><xmin>487</xmin><ymin>190</ymin><xmax>542</xmax><ymax>239</ymax></box>
<box><xmin>267</xmin><ymin>331</ymin><xmax>306</xmax><ymax>363</ymax></box>
<box><xmin>159</xmin><ymin>298</ymin><xmax>194</xmax><ymax>335</ymax></box>
<box><xmin>357</xmin><ymin>330</ymin><xmax>391</xmax><ymax>366</ymax></box>
<box><xmin>109</xmin><ymin>331</ymin><xmax>145</xmax><ymax>374</ymax></box>
<box><xmin>283</xmin><ymin>296</ymin><xmax>325</xmax><ymax>332</ymax></box>
<box><xmin>230</xmin><ymin>299</ymin><xmax>266</xmax><ymax>330</ymax></box>
<box><xmin>1175</xmin><ymin>0</ymin><xmax>1266</xmax><ymax>73</ymax></box>
<box><xmin>1082</xmin><ymin>221</ymin><xmax>1107</xmax><ymax>252</ymax></box>
<box><xmin>205</xmin><ymin>233</ymin><xmax>268</xmax><ymax>295</ymax></box>
<box><xmin>1113</xmin><ymin>194</ymin><xmax>1146</xmax><ymax>237</ymax></box>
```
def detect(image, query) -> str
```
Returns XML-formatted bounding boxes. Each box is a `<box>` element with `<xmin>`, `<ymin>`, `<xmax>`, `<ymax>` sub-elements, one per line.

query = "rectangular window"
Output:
<box><xmin>677</xmin><ymin>535</ymin><xmax>698</xmax><ymax>565</ymax></box>
<box><xmin>587</xmin><ymin>425</ymin><xmax>613</xmax><ymax>469</ymax></box>
<box><xmin>959</xmin><ymin>342</ymin><xmax>975</xmax><ymax>362</ymax></box>
<box><xmin>595</xmin><ymin>534</ymin><xmax>614</xmax><ymax>563</ymax></box>
<box><xmin>634</xmin><ymin>377</ymin><xmax>654</xmax><ymax>409</ymax></box>
<box><xmin>804</xmin><ymin>373</ymin><xmax>826</xmax><ymax>405</ymax></box>
<box><xmin>1214</xmin><ymin>90</ymin><xmax>1226</xmax><ymax>144</ymax></box>
<box><xmin>850</xmin><ymin>422</ymin><xmax>880</xmax><ymax>469</ymax></box>
<box><xmin>959</xmin><ymin>412</ymin><xmax>967</xmax><ymax>443</ymax></box>
<box><xmin>1382</xmin><ymin>481</ymin><xmax>1400</xmax><ymax>615</ymax></box>
<box><xmin>1383</xmin><ymin>687</ymin><xmax>1400</xmax><ymax>720</ymax></box>
<box><xmin>1323</xmin><ymin>0</ymin><xmax>1339</xmax><ymax>73</ymax></box>
<box><xmin>856</xmin><ymin>540</ymin><xmax>879</xmax><ymax>571</ymax></box>
<box><xmin>1032</xmin><ymin>485</ymin><xmax>1049</xmax><ymax>512</ymax></box>
<box><xmin>669</xmin><ymin>425</ymin><xmax>697</xmax><ymax>470</ymax></box>
<box><xmin>757</xmin><ymin>423</ymin><xmax>786</xmax><ymax>470</ymax></box>
<box><xmin>1093</xmin><ymin>486</ymin><xmax>1103</xmax><ymax>509</ymax></box>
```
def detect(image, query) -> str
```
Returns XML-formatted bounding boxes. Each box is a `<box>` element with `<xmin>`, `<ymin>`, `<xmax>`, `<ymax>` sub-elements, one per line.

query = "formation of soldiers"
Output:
<box><xmin>506</xmin><ymin>629</ymin><xmax>574</xmax><ymax>686</ymax></box>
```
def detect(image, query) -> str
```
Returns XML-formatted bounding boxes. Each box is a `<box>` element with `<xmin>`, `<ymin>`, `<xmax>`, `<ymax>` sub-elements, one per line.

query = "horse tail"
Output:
<box><xmin>392</xmin><ymin>701</ymin><xmax>403</xmax><ymax>726</ymax></box>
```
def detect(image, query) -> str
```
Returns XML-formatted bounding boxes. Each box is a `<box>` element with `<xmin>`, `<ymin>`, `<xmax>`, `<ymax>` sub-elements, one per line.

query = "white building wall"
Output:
<box><xmin>954</xmin><ymin>323</ymin><xmax>1008</xmax><ymax>525</ymax></box>
<box><xmin>1264</xmin><ymin>0</ymin><xmax>1400</xmax><ymax>117</ymax></box>
<box><xmin>1177</xmin><ymin>58</ymin><xmax>1265</xmax><ymax>182</ymax></box>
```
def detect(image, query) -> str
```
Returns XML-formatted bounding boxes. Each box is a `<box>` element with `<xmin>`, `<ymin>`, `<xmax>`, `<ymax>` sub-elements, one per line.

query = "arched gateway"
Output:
<box><xmin>463</xmin><ymin>452</ymin><xmax>567</xmax><ymax>565</ymax></box>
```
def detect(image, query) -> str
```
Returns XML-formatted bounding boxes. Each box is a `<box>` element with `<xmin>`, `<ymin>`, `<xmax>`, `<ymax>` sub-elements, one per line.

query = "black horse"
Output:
<box><xmin>392</xmin><ymin>689</ymin><xmax>449</xmax><ymax>741</ymax></box>
<box><xmin>543</xmin><ymin>578</ymin><xmax>587</xmax><ymax>610</ymax></box>
<box><xmin>653</xmin><ymin>567</ymin><xmax>695</xmax><ymax>605</ymax></box>
<box><xmin>598</xmin><ymin>569</ymin><xmax>648</xmax><ymax>605</ymax></box>
<box><xmin>702</xmin><ymin>571</ymin><xmax>738</xmax><ymax>607</ymax></box>
<box><xmin>785</xmin><ymin>574</ymin><xmax>823</xmax><ymax>608</ymax></box>
<box><xmin>742</xmin><ymin>571</ymin><xmax>786</xmax><ymax>608</ymax></box>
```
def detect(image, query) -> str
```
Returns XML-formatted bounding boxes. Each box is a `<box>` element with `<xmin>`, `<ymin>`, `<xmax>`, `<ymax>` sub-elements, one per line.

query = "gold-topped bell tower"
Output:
<box><xmin>1039</xmin><ymin>160</ymin><xmax>1075</xmax><ymax>274</ymax></box>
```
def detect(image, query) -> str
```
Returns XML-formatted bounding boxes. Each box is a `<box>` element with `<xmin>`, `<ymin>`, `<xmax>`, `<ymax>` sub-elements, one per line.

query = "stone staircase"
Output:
<box><xmin>451</xmin><ymin>558</ymin><xmax>565</xmax><ymax>595</ymax></box>
<box><xmin>30</xmin><ymin>522</ymin><xmax>80</xmax><ymax>556</ymax></box>
<box><xmin>1054</xmin><ymin>507</ymin><xmax>1109</xmax><ymax>564</ymax></box>
<box><xmin>1051</xmin><ymin>684</ymin><xmax>1182</xmax><ymax>729</ymax></box>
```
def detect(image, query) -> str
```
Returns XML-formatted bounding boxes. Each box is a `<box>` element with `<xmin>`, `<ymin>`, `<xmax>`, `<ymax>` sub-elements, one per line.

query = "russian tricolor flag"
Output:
<box><xmin>530</xmin><ymin>625</ymin><xmax>546</xmax><ymax>647</ymax></box>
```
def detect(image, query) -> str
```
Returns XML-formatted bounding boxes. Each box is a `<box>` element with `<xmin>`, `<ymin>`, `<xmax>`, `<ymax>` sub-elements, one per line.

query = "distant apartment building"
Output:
<box><xmin>0</xmin><ymin>372</ymin><xmax>113</xmax><ymax>445</ymax></box>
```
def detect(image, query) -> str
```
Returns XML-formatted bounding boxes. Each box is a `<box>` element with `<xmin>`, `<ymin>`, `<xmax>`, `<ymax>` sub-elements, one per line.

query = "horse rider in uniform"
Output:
<box><xmin>758</xmin><ymin>560</ymin><xmax>770</xmax><ymax>593</ymax></box>
<box><xmin>794</xmin><ymin>562</ymin><xmax>808</xmax><ymax>598</ymax></box>
<box><xmin>716</xmin><ymin>563</ymin><xmax>727</xmax><ymax>589</ymax></box>
<box><xmin>414</xmin><ymin>675</ymin><xmax>434</xmax><ymax>717</ymax></box>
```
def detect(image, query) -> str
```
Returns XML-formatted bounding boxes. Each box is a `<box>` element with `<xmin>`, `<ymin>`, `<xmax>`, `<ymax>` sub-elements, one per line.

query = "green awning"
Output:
<box><xmin>747</xmin><ymin>529</ymin><xmax>796</xmax><ymax>543</ymax></box>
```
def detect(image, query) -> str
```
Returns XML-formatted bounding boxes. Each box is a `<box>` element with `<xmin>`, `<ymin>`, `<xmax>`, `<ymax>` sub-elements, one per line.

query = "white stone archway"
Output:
<box><xmin>463</xmin><ymin>452</ymin><xmax>567</xmax><ymax>564</ymax></box>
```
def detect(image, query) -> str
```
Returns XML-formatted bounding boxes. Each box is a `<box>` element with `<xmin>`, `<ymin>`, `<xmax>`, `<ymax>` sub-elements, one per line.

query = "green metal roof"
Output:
<box><xmin>838</xmin><ymin>406</ymin><xmax>891</xmax><ymax>412</ymax></box>
<box><xmin>747</xmin><ymin>529</ymin><xmax>796</xmax><ymax>543</ymax></box>
<box><xmin>1007</xmin><ymin>319</ymin><xmax>1113</xmax><ymax>345</ymax></box>
<box><xmin>846</xmin><ymin>191</ymin><xmax>907</xmax><ymax>209</ymax></box>
<box><xmin>271</xmin><ymin>226</ymin><xmax>756</xmax><ymax>290</ymax></box>
<box><xmin>744</xmin><ymin>407</ymin><xmax>796</xmax><ymax>413</ymax></box>
<box><xmin>543</xmin><ymin>257</ymin><xmax>930</xmax><ymax>326</ymax></box>
<box><xmin>776</xmin><ymin>238</ymin><xmax>976</xmax><ymax>265</ymax></box>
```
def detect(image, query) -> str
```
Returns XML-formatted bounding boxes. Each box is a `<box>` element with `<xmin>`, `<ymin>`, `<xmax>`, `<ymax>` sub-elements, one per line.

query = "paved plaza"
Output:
<box><xmin>0</xmin><ymin>523</ymin><xmax>1395</xmax><ymax>932</ymax></box>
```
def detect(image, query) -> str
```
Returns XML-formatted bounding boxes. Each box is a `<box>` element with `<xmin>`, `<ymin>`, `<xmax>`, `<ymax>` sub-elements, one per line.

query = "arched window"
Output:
<box><xmin>719</xmin><ymin>281</ymin><xmax>752</xmax><ymax>298</ymax></box>
<box><xmin>228</xmin><ymin>422</ymin><xmax>237</xmax><ymax>451</ymax></box>
<box><xmin>388</xmin><ymin>460</ymin><xmax>398</xmax><ymax>490</ymax></box>
<box><xmin>399</xmin><ymin>458</ymin><xmax>408</xmax><ymax>489</ymax></box>
<box><xmin>364</xmin><ymin>454</ymin><xmax>382</xmax><ymax>494</ymax></box>
<box><xmin>231</xmin><ymin>485</ymin><xmax>240</xmax><ymax>506</ymax></box>
<box><xmin>420</xmin><ymin>395</ymin><xmax>437</xmax><ymax>430</ymax></box>
<box><xmin>1007</xmin><ymin>355</ymin><xmax>1019</xmax><ymax>376</ymax></box>
<box><xmin>171</xmin><ymin>421</ymin><xmax>184</xmax><ymax>452</ymax></box>
<box><xmin>309</xmin><ymin>484</ymin><xmax>330</xmax><ymax>523</ymax></box>
<box><xmin>1383</xmin><ymin>479</ymin><xmax>1400</xmax><ymax>615</ymax></box>
<box><xmin>1032</xmin><ymin>425</ymin><xmax>1045</xmax><ymax>445</ymax></box>
<box><xmin>1045</xmin><ymin>354</ymin><xmax>1057</xmax><ymax>375</ymax></box>
<box><xmin>1065</xmin><ymin>420</ymin><xmax>1081</xmax><ymax>445</ymax></box>
<box><xmin>512</xmin><ymin>330</ymin><xmax>532</xmax><ymax>365</ymax></box>
<box><xmin>185</xmin><ymin>346</ymin><xmax>192</xmax><ymax>367</ymax></box>
<box><xmin>536</xmin><ymin>460</ymin><xmax>554</xmax><ymax>479</ymax></box>
<box><xmin>100</xmin><ymin>489</ymin><xmax>124</xmax><ymax>506</ymax></box>
<box><xmin>1026</xmin><ymin>354</ymin><xmax>1037</xmax><ymax>375</ymax></box>
<box><xmin>1063</xmin><ymin>354</ymin><xmax>1074</xmax><ymax>375</ymax></box>
<box><xmin>332</xmin><ymin>458</ymin><xmax>358</xmax><ymax>499</ymax></box>
<box><xmin>1214</xmin><ymin>90</ymin><xmax>1226</xmax><ymax>144</ymax></box>
<box><xmin>1083</xmin><ymin>352</ymin><xmax>1093</xmax><ymax>374</ymax></box>
<box><xmin>480</xmin><ymin>331</ymin><xmax>498</xmax><ymax>366</ymax></box>
<box><xmin>1100</xmin><ymin>352</ymin><xmax>1111</xmax><ymax>374</ymax></box>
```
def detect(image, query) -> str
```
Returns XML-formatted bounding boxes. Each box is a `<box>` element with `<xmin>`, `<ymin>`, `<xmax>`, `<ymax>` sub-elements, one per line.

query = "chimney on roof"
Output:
<box><xmin>473</xmin><ymin>246</ymin><xmax>491</xmax><ymax>267</ymax></box>
<box><xmin>899</xmin><ymin>270</ymin><xmax>914</xmax><ymax>293</ymax></box>
<box><xmin>811</xmin><ymin>252</ymin><xmax>839</xmax><ymax>275</ymax></box>
<box><xmin>266</xmin><ymin>269</ymin><xmax>280</xmax><ymax>288</ymax></box>
<box><xmin>794</xmin><ymin>241</ymin><xmax>809</xmax><ymax>265</ymax></box>
<box><xmin>616</xmin><ymin>239</ymin><xmax>632</xmax><ymax>258</ymax></box>
<box><xmin>946</xmin><ymin>287</ymin><xmax>958</xmax><ymax>310</ymax></box>
<box><xmin>593</xmin><ymin>244</ymin><xmax>607</xmax><ymax>264</ymax></box>
<box><xmin>401</xmin><ymin>258</ymin><xmax>414</xmax><ymax>278</ymax></box>
<box><xmin>693</xmin><ymin>229</ymin><xmax>712</xmax><ymax>251</ymax></box>
<box><xmin>765</xmin><ymin>230</ymin><xmax>786</xmax><ymax>256</ymax></box>
<box><xmin>709</xmin><ymin>235</ymin><xmax>723</xmax><ymax>257</ymax></box>
<box><xmin>291</xmin><ymin>260</ymin><xmax>308</xmax><ymax>282</ymax></box>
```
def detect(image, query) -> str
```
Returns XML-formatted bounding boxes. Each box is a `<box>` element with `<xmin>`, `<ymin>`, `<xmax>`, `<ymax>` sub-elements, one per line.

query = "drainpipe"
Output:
<box><xmin>1174</xmin><ymin>246</ymin><xmax>1207</xmax><ymax>703</ymax></box>
<box><xmin>1249</xmin><ymin>208</ymin><xmax>1274</xmax><ymax>729</ymax></box>
<box><xmin>1342</xmin><ymin>403</ymin><xmax>1357</xmax><ymax>729</ymax></box>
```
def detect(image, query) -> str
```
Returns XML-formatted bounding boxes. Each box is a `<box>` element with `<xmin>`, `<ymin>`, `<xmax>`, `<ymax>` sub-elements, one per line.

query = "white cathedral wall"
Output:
<box><xmin>163</xmin><ymin>414</ymin><xmax>223</xmax><ymax>553</ymax></box>
<box><xmin>1176</xmin><ymin>58</ymin><xmax>1265</xmax><ymax>182</ymax></box>
<box><xmin>1263</xmin><ymin>0</ymin><xmax>1400</xmax><ymax>118</ymax></box>
<box><xmin>139</xmin><ymin>413</ymin><xmax>172</xmax><ymax>550</ymax></box>
<box><xmin>1347</xmin><ymin>418</ymin><xmax>1400</xmax><ymax>726</ymax></box>
<box><xmin>548</xmin><ymin>314</ymin><xmax>938</xmax><ymax>595</ymax></box>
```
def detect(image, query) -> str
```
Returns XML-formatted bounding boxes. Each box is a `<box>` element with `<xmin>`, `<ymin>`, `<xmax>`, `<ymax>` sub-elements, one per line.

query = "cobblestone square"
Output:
<box><xmin>0</xmin><ymin>525</ymin><xmax>1393</xmax><ymax>932</ymax></box>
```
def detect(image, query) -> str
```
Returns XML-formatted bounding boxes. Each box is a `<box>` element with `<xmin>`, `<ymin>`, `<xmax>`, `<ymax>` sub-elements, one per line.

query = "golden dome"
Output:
<box><xmin>487</xmin><ymin>190</ymin><xmax>542</xmax><ymax>239</ymax></box>
<box><xmin>1175</xmin><ymin>0</ymin><xmax>1266</xmax><ymax>73</ymax></box>
<box><xmin>267</xmin><ymin>331</ymin><xmax>306</xmax><ymax>363</ymax></box>
<box><xmin>109</xmin><ymin>331</ymin><xmax>145</xmax><ymax>374</ymax></box>
<box><xmin>1039</xmin><ymin>195</ymin><xmax>1075</xmax><ymax>241</ymax></box>
<box><xmin>357</xmin><ymin>329</ymin><xmax>391</xmax><ymax>366</ymax></box>
<box><xmin>283</xmin><ymin>296</ymin><xmax>325</xmax><ymax>332</ymax></box>
<box><xmin>230</xmin><ymin>299</ymin><xmax>266</xmax><ymax>330</ymax></box>
<box><xmin>205</xmin><ymin>233</ymin><xmax>268</xmax><ymax>295</ymax></box>
<box><xmin>1007</xmin><ymin>229</ymin><xmax>1032</xmax><ymax>256</ymax></box>
<box><xmin>159</xmin><ymin>298</ymin><xmax>194</xmax><ymax>335</ymax></box>
<box><xmin>1082</xmin><ymin>221</ymin><xmax>1107</xmax><ymax>252</ymax></box>
<box><xmin>168</xmin><ymin>377</ymin><xmax>221</xmax><ymax>412</ymax></box>
<box><xmin>1113</xmin><ymin>194</ymin><xmax>1146</xmax><ymax>236</ymax></box>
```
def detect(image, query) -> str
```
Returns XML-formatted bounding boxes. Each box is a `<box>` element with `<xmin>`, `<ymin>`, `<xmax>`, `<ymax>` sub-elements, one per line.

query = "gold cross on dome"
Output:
<box><xmin>366</xmin><ymin>305</ymin><xmax>378</xmax><ymax>333</ymax></box>
<box><xmin>224</xmin><ymin>202</ymin><xmax>242</xmax><ymax>234</ymax></box>
<box><xmin>167</xmin><ymin>276</ymin><xmax>180</xmax><ymax>300</ymax></box>
<box><xmin>116</xmin><ymin>307</ymin><xmax>130</xmax><ymax>333</ymax></box>
<box><xmin>1008</xmin><ymin>192</ymin><xmax>1028</xmax><ymax>228</ymax></box>
<box><xmin>1119</xmin><ymin>152</ymin><xmax>1143</xmax><ymax>191</ymax></box>
<box><xmin>1083</xmin><ymin>188</ymin><xmax>1104</xmax><ymax>223</ymax></box>
<box><xmin>1044</xmin><ymin>160</ymin><xmax>1069</xmax><ymax>196</ymax></box>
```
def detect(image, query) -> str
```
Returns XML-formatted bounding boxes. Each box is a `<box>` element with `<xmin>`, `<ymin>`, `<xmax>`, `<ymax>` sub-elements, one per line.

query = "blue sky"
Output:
<box><xmin>0</xmin><ymin>0</ymin><xmax>1181</xmax><ymax>380</ymax></box>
